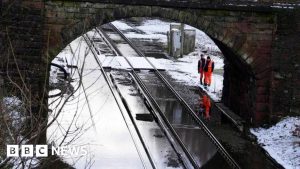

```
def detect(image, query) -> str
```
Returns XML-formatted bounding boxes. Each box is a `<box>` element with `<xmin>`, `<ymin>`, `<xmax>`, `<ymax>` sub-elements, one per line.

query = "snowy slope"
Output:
<box><xmin>251</xmin><ymin>117</ymin><xmax>300</xmax><ymax>169</ymax></box>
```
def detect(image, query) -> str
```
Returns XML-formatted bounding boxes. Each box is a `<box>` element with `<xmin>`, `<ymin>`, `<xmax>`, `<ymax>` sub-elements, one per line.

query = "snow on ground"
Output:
<box><xmin>148</xmin><ymin>52</ymin><xmax>223</xmax><ymax>101</ymax></box>
<box><xmin>251</xmin><ymin>117</ymin><xmax>300</xmax><ymax>169</ymax></box>
<box><xmin>116</xmin><ymin>43</ymin><xmax>139</xmax><ymax>57</ymax></box>
<box><xmin>112</xmin><ymin>19</ymin><xmax>224</xmax><ymax>101</ymax></box>
<box><xmin>1</xmin><ymin>97</ymin><xmax>39</xmax><ymax>168</ymax></box>
<box><xmin>2</xmin><ymin>96</ymin><xmax>25</xmax><ymax>134</ymax></box>
<box><xmin>112</xmin><ymin>19</ymin><xmax>220</xmax><ymax>52</ymax></box>
<box><xmin>9</xmin><ymin>157</ymin><xmax>40</xmax><ymax>169</ymax></box>
<box><xmin>112</xmin><ymin>19</ymin><xmax>169</xmax><ymax>43</ymax></box>
<box><xmin>102</xmin><ymin>52</ymin><xmax>222</xmax><ymax>92</ymax></box>
<box><xmin>111</xmin><ymin>21</ymin><xmax>133</xmax><ymax>30</ymax></box>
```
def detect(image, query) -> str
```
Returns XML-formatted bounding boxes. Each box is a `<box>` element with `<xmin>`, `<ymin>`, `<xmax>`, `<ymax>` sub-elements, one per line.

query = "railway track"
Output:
<box><xmin>83</xmin><ymin>32</ymin><xmax>190</xmax><ymax>169</ymax></box>
<box><xmin>82</xmin><ymin>34</ymin><xmax>153</xmax><ymax>169</ymax></box>
<box><xmin>83</xmin><ymin>23</ymin><xmax>241</xmax><ymax>169</ymax></box>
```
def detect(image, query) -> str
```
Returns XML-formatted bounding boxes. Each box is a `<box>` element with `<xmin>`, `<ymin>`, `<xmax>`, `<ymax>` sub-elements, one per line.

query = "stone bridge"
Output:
<box><xmin>1</xmin><ymin>0</ymin><xmax>299</xmax><ymax>129</ymax></box>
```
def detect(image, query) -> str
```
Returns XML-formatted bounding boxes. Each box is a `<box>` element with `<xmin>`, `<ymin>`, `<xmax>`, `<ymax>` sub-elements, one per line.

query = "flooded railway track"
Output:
<box><xmin>83</xmin><ymin>32</ymin><xmax>188</xmax><ymax>169</ymax></box>
<box><xmin>83</xmin><ymin>23</ymin><xmax>241</xmax><ymax>169</ymax></box>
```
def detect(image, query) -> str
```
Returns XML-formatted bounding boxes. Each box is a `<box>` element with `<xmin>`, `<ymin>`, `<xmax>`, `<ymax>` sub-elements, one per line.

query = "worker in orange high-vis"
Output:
<box><xmin>203</xmin><ymin>56</ymin><xmax>214</xmax><ymax>87</ymax></box>
<box><xmin>197</xmin><ymin>54</ymin><xmax>206</xmax><ymax>85</ymax></box>
<box><xmin>202</xmin><ymin>94</ymin><xmax>211</xmax><ymax>120</ymax></box>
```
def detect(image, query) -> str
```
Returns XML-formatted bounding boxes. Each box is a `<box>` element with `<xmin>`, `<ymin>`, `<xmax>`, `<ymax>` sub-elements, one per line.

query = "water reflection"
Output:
<box><xmin>174</xmin><ymin>128</ymin><xmax>217</xmax><ymax>166</ymax></box>
<box><xmin>138</xmin><ymin>71</ymin><xmax>223</xmax><ymax>168</ymax></box>
<box><xmin>111</xmin><ymin>71</ymin><xmax>185</xmax><ymax>169</ymax></box>
<box><xmin>157</xmin><ymin>100</ymin><xmax>196</xmax><ymax>126</ymax></box>
<box><xmin>48</xmin><ymin>37</ymin><xmax>146</xmax><ymax>169</ymax></box>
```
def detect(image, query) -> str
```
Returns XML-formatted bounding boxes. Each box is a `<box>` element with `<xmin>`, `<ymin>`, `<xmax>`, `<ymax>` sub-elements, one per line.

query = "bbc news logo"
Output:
<box><xmin>7</xmin><ymin>145</ymin><xmax>88</xmax><ymax>157</ymax></box>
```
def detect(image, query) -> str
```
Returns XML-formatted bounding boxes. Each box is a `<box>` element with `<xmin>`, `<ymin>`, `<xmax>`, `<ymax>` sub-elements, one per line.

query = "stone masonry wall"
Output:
<box><xmin>0</xmin><ymin>0</ymin><xmax>48</xmax><ymax>143</ymax></box>
<box><xmin>271</xmin><ymin>9</ymin><xmax>300</xmax><ymax>120</ymax></box>
<box><xmin>47</xmin><ymin>0</ymin><xmax>300</xmax><ymax>9</ymax></box>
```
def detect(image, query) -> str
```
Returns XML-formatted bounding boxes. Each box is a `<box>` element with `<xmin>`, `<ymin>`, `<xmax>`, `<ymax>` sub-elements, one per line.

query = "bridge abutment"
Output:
<box><xmin>271</xmin><ymin>9</ymin><xmax>300</xmax><ymax>120</ymax></box>
<box><xmin>1</xmin><ymin>0</ymin><xmax>299</xmax><ymax>129</ymax></box>
<box><xmin>1</xmin><ymin>0</ymin><xmax>48</xmax><ymax>143</ymax></box>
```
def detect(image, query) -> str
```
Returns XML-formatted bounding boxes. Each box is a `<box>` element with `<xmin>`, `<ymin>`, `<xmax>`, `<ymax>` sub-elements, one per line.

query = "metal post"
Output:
<box><xmin>180</xmin><ymin>23</ymin><xmax>184</xmax><ymax>57</ymax></box>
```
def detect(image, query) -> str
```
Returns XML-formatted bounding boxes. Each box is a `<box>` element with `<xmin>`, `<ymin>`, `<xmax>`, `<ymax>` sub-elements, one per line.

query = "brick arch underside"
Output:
<box><xmin>46</xmin><ymin>3</ymin><xmax>275</xmax><ymax>124</ymax></box>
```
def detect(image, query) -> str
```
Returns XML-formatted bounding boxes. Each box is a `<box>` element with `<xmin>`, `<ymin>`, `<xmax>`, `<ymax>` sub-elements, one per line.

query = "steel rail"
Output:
<box><xmin>109</xmin><ymin>73</ymin><xmax>158</xmax><ymax>169</ymax></box>
<box><xmin>83</xmin><ymin>34</ymin><xmax>152</xmax><ymax>169</ymax></box>
<box><xmin>95</xmin><ymin>27</ymin><xmax>123</xmax><ymax>56</ymax></box>
<box><xmin>128</xmin><ymin>72</ymin><xmax>198</xmax><ymax>168</ymax></box>
<box><xmin>95</xmin><ymin>27</ymin><xmax>120</xmax><ymax>56</ymax></box>
<box><xmin>107</xmin><ymin>23</ymin><xmax>241</xmax><ymax>169</ymax></box>
<box><xmin>127</xmin><ymin>72</ymin><xmax>193</xmax><ymax>169</ymax></box>
<box><xmin>102</xmin><ymin>23</ymin><xmax>200</xmax><ymax>168</ymax></box>
<box><xmin>98</xmin><ymin>25</ymin><xmax>198</xmax><ymax>168</ymax></box>
<box><xmin>98</xmin><ymin>25</ymin><xmax>192</xmax><ymax>168</ymax></box>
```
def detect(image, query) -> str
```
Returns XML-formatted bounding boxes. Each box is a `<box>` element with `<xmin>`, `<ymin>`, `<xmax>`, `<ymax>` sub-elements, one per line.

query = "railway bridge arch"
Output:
<box><xmin>1</xmin><ymin>0</ymin><xmax>300</xmax><ymax>126</ymax></box>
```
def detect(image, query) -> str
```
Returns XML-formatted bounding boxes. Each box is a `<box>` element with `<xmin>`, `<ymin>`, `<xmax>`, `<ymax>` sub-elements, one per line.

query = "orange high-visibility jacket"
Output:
<box><xmin>204</xmin><ymin>60</ymin><xmax>214</xmax><ymax>73</ymax></box>
<box><xmin>207</xmin><ymin>61</ymin><xmax>213</xmax><ymax>73</ymax></box>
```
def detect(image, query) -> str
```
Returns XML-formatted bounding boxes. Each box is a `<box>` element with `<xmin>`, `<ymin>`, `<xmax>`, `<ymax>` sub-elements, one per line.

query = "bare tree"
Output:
<box><xmin>0</xmin><ymin>25</ymin><xmax>105</xmax><ymax>168</ymax></box>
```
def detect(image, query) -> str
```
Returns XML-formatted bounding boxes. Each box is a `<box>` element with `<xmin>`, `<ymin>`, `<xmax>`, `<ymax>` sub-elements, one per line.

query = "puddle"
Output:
<box><xmin>136</xmin><ymin>71</ymin><xmax>231</xmax><ymax>168</ymax></box>
<box><xmin>111</xmin><ymin>71</ymin><xmax>185</xmax><ymax>169</ymax></box>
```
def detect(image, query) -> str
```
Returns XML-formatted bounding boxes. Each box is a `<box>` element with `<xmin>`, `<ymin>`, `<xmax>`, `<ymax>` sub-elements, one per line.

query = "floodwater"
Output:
<box><xmin>48</xmin><ymin>35</ymin><xmax>196</xmax><ymax>169</ymax></box>
<box><xmin>137</xmin><ymin>71</ymin><xmax>232</xmax><ymax>168</ymax></box>
<box><xmin>110</xmin><ymin>71</ymin><xmax>186</xmax><ymax>169</ymax></box>
<box><xmin>47</xmin><ymin>21</ymin><xmax>234</xmax><ymax>168</ymax></box>
<box><xmin>99</xmin><ymin>22</ymin><xmax>233</xmax><ymax>168</ymax></box>
<box><xmin>48</xmin><ymin>37</ymin><xmax>147</xmax><ymax>169</ymax></box>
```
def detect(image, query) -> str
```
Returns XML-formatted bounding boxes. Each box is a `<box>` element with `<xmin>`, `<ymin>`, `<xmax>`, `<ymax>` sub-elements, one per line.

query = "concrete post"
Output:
<box><xmin>183</xmin><ymin>29</ymin><xmax>196</xmax><ymax>55</ymax></box>
<box><xmin>169</xmin><ymin>24</ymin><xmax>181</xmax><ymax>58</ymax></box>
<box><xmin>170</xmin><ymin>29</ymin><xmax>181</xmax><ymax>58</ymax></box>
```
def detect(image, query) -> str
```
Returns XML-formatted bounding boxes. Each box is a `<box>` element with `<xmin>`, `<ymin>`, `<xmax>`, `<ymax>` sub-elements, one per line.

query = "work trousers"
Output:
<box><xmin>199</xmin><ymin>70</ymin><xmax>204</xmax><ymax>83</ymax></box>
<box><xmin>204</xmin><ymin>71</ymin><xmax>212</xmax><ymax>85</ymax></box>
